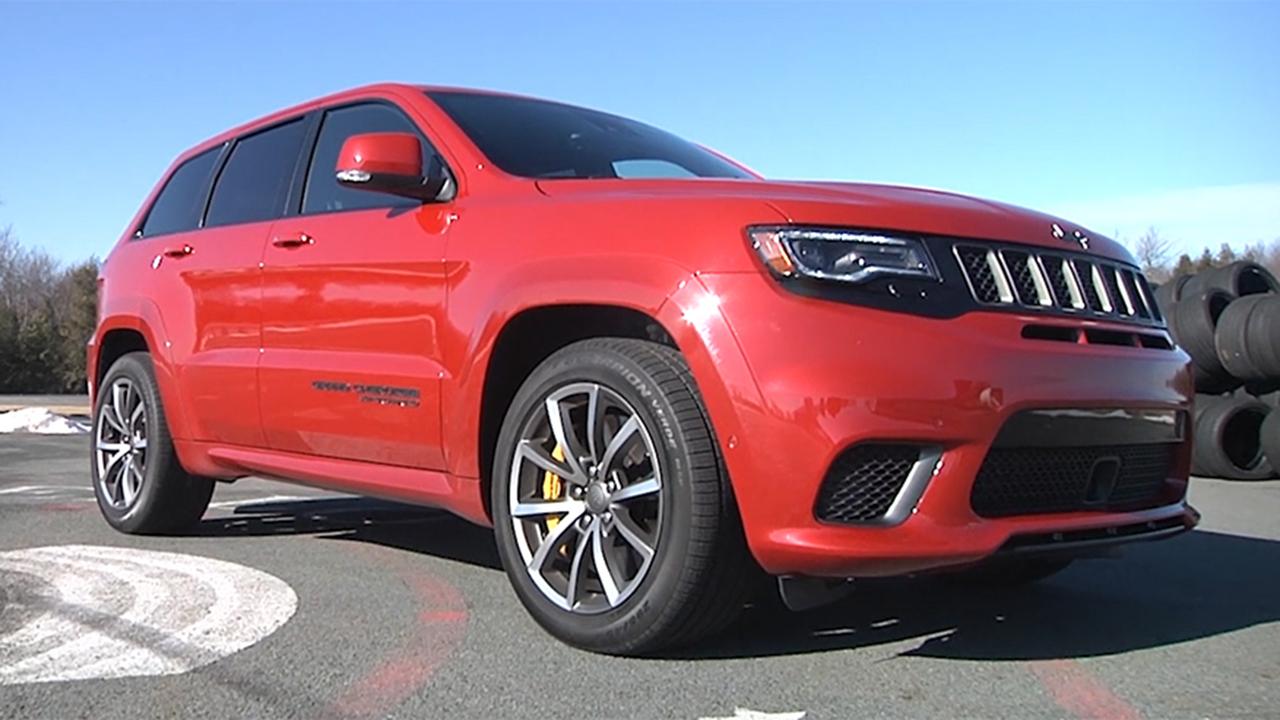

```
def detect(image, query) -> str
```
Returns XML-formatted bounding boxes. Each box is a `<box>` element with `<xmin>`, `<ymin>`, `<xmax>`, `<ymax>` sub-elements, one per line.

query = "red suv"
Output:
<box><xmin>90</xmin><ymin>83</ymin><xmax>1197</xmax><ymax>654</ymax></box>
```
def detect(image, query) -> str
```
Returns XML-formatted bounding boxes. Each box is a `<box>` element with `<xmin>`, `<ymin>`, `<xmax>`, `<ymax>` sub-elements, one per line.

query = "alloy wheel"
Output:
<box><xmin>508</xmin><ymin>382</ymin><xmax>663</xmax><ymax>614</ymax></box>
<box><xmin>95</xmin><ymin>378</ymin><xmax>148</xmax><ymax>510</ymax></box>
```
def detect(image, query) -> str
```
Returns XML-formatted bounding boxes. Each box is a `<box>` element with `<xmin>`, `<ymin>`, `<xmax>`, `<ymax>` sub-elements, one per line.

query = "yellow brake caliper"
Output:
<box><xmin>542</xmin><ymin>444</ymin><xmax>565</xmax><ymax>531</ymax></box>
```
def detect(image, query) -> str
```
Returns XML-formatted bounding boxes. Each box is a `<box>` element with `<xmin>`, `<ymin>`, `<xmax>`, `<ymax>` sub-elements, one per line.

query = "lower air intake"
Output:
<box><xmin>970</xmin><ymin>444</ymin><xmax>1176</xmax><ymax>518</ymax></box>
<box><xmin>815</xmin><ymin>444</ymin><xmax>920</xmax><ymax>524</ymax></box>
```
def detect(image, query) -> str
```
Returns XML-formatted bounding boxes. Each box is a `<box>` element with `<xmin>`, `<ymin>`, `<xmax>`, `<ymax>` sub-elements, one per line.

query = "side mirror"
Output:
<box><xmin>335</xmin><ymin>132</ymin><xmax>449</xmax><ymax>201</ymax></box>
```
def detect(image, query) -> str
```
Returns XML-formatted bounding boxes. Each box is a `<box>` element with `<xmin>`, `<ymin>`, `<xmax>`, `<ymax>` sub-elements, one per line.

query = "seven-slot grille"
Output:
<box><xmin>953</xmin><ymin>244</ymin><xmax>1161</xmax><ymax>323</ymax></box>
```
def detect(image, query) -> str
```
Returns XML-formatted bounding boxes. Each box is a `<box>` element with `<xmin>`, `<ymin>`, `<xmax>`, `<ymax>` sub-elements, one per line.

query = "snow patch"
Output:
<box><xmin>0</xmin><ymin>407</ymin><xmax>90</xmax><ymax>434</ymax></box>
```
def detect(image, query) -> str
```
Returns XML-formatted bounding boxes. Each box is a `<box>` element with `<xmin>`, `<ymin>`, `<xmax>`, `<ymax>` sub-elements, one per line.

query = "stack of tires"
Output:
<box><xmin>1155</xmin><ymin>261</ymin><xmax>1280</xmax><ymax>481</ymax></box>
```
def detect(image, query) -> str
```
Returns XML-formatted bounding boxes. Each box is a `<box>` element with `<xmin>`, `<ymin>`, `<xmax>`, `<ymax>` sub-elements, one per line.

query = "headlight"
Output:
<box><xmin>748</xmin><ymin>226</ymin><xmax>938</xmax><ymax>284</ymax></box>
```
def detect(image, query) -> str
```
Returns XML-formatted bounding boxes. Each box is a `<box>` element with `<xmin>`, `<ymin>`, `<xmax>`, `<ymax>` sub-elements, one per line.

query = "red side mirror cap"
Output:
<box><xmin>335</xmin><ymin>132</ymin><xmax>448</xmax><ymax>201</ymax></box>
<box><xmin>336</xmin><ymin>132</ymin><xmax>423</xmax><ymax>178</ymax></box>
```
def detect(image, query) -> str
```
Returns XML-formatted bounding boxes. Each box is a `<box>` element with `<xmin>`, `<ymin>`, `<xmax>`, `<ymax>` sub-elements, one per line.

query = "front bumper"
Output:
<box><xmin>685</xmin><ymin>271</ymin><xmax>1197</xmax><ymax>578</ymax></box>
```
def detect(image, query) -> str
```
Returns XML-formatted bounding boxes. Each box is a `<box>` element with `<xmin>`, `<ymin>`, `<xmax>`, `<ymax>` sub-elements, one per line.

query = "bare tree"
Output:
<box><xmin>0</xmin><ymin>225</ymin><xmax>58</xmax><ymax>316</ymax></box>
<box><xmin>1133</xmin><ymin>226</ymin><xmax>1174</xmax><ymax>281</ymax></box>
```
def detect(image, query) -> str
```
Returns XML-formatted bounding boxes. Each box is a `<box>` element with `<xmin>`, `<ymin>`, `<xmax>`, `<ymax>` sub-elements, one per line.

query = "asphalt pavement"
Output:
<box><xmin>0</xmin><ymin>433</ymin><xmax>1277</xmax><ymax>719</ymax></box>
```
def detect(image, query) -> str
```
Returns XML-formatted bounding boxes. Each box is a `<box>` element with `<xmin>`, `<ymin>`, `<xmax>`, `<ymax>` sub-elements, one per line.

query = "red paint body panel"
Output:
<box><xmin>258</xmin><ymin>210</ymin><xmax>450</xmax><ymax>469</ymax></box>
<box><xmin>692</xmin><ymin>271</ymin><xmax>1193</xmax><ymax>575</ymax></box>
<box><xmin>92</xmin><ymin>83</ymin><xmax>1196</xmax><ymax>577</ymax></box>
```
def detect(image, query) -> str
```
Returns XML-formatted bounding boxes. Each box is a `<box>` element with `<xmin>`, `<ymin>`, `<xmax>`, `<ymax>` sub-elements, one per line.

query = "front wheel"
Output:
<box><xmin>491</xmin><ymin>338</ymin><xmax>752</xmax><ymax>654</ymax></box>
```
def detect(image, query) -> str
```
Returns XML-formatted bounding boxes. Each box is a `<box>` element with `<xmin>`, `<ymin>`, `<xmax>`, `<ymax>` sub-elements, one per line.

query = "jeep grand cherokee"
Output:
<box><xmin>89</xmin><ymin>84</ymin><xmax>1198</xmax><ymax>654</ymax></box>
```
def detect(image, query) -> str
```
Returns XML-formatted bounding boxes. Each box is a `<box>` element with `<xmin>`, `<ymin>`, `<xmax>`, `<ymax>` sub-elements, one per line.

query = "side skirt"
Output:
<box><xmin>173</xmin><ymin>439</ymin><xmax>491</xmax><ymax>526</ymax></box>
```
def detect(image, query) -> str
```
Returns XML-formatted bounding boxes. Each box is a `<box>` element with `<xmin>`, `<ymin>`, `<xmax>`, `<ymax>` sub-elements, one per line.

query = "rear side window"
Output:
<box><xmin>139</xmin><ymin>146</ymin><xmax>221</xmax><ymax>237</ymax></box>
<box><xmin>302</xmin><ymin>103</ymin><xmax>439</xmax><ymax>214</ymax></box>
<box><xmin>206</xmin><ymin>118</ymin><xmax>308</xmax><ymax>227</ymax></box>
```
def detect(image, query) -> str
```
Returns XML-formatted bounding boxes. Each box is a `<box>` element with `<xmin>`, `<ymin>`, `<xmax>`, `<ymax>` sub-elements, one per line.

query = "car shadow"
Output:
<box><xmin>674</xmin><ymin>528</ymin><xmax>1280</xmax><ymax>661</ymax></box>
<box><xmin>195</xmin><ymin>496</ymin><xmax>502</xmax><ymax>570</ymax></box>
<box><xmin>197</xmin><ymin>499</ymin><xmax>1278</xmax><ymax>661</ymax></box>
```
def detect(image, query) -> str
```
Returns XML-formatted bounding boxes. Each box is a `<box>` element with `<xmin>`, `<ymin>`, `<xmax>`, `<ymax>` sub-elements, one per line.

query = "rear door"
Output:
<box><xmin>257</xmin><ymin>101</ymin><xmax>451</xmax><ymax>468</ymax></box>
<box><xmin>135</xmin><ymin>116</ymin><xmax>309</xmax><ymax>446</ymax></box>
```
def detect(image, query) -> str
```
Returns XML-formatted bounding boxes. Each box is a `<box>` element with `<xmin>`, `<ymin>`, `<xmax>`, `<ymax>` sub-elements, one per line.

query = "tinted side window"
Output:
<box><xmin>206</xmin><ymin>119</ymin><xmax>308</xmax><ymax>227</ymax></box>
<box><xmin>140</xmin><ymin>146</ymin><xmax>221</xmax><ymax>237</ymax></box>
<box><xmin>303</xmin><ymin>104</ymin><xmax>435</xmax><ymax>214</ymax></box>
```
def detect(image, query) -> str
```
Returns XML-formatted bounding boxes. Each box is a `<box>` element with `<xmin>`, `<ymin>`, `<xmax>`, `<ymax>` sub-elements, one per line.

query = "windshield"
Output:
<box><xmin>427</xmin><ymin>90</ymin><xmax>754</xmax><ymax>181</ymax></box>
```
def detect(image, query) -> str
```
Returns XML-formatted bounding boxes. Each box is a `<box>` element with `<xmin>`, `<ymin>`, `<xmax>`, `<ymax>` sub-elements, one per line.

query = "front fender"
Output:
<box><xmin>654</xmin><ymin>274</ymin><xmax>771</xmax><ymax>532</ymax></box>
<box><xmin>442</xmin><ymin>254</ymin><xmax>691</xmax><ymax>478</ymax></box>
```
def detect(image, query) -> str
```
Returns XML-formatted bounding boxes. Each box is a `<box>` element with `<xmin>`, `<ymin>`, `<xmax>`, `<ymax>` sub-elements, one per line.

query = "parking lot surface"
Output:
<box><xmin>1</xmin><ymin>433</ymin><xmax>1277</xmax><ymax>719</ymax></box>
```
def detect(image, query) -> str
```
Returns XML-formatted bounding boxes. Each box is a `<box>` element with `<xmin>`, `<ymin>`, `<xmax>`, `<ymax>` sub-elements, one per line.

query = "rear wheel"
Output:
<box><xmin>91</xmin><ymin>352</ymin><xmax>214</xmax><ymax>534</ymax></box>
<box><xmin>491</xmin><ymin>338</ymin><xmax>751</xmax><ymax>654</ymax></box>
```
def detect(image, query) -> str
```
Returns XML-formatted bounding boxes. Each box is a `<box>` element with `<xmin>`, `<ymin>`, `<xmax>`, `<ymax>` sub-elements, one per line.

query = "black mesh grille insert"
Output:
<box><xmin>1072</xmin><ymin>260</ymin><xmax>1106</xmax><ymax>311</ymax></box>
<box><xmin>956</xmin><ymin>246</ymin><xmax>1001</xmax><ymax>303</ymax></box>
<box><xmin>1124</xmin><ymin>271</ymin><xmax>1152</xmax><ymax>318</ymax></box>
<box><xmin>1101</xmin><ymin>268</ymin><xmax>1130</xmax><ymax>315</ymax></box>
<box><xmin>1002</xmin><ymin>250</ymin><xmax>1042</xmax><ymax>304</ymax></box>
<box><xmin>970</xmin><ymin>444</ymin><xmax>1175</xmax><ymax>518</ymax></box>
<box><xmin>815</xmin><ymin>444</ymin><xmax>919</xmax><ymax>523</ymax></box>
<box><xmin>1040</xmin><ymin>256</ymin><xmax>1075</xmax><ymax>307</ymax></box>
<box><xmin>1139</xmin><ymin>275</ymin><xmax>1163</xmax><ymax>322</ymax></box>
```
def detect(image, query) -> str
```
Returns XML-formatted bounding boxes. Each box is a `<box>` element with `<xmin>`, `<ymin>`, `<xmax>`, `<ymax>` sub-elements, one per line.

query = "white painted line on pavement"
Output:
<box><xmin>206</xmin><ymin>494</ymin><xmax>313</xmax><ymax>510</ymax></box>
<box><xmin>0</xmin><ymin>485</ymin><xmax>93</xmax><ymax>496</ymax></box>
<box><xmin>700</xmin><ymin>710</ymin><xmax>807</xmax><ymax>720</ymax></box>
<box><xmin>0</xmin><ymin>486</ymin><xmax>53</xmax><ymax>495</ymax></box>
<box><xmin>0</xmin><ymin>544</ymin><xmax>298</xmax><ymax>684</ymax></box>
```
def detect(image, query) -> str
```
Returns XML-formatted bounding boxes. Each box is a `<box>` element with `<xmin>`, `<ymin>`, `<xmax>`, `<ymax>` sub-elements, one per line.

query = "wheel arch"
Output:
<box><xmin>461</xmin><ymin>273</ymin><xmax>765</xmax><ymax>526</ymax></box>
<box><xmin>473</xmin><ymin>303</ymin><xmax>677</xmax><ymax>520</ymax></box>
<box><xmin>92</xmin><ymin>307</ymin><xmax>193</xmax><ymax>441</ymax></box>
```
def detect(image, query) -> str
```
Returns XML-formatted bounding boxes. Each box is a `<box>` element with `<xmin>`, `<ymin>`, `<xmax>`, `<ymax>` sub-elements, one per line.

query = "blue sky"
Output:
<box><xmin>2</xmin><ymin>1</ymin><xmax>1277</xmax><ymax>263</ymax></box>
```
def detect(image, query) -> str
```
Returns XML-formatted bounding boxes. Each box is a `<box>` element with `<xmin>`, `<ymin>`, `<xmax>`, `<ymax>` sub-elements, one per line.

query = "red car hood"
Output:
<box><xmin>535</xmin><ymin>178</ymin><xmax>1134</xmax><ymax>264</ymax></box>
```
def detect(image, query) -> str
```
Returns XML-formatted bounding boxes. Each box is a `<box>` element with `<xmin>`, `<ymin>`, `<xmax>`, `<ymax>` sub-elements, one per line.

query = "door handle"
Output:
<box><xmin>163</xmin><ymin>244</ymin><xmax>194</xmax><ymax>258</ymax></box>
<box><xmin>272</xmin><ymin>233</ymin><xmax>315</xmax><ymax>249</ymax></box>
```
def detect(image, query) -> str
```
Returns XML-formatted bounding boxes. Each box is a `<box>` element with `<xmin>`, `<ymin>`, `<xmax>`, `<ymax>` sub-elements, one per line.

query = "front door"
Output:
<box><xmin>257</xmin><ymin>102</ymin><xmax>452</xmax><ymax>469</ymax></box>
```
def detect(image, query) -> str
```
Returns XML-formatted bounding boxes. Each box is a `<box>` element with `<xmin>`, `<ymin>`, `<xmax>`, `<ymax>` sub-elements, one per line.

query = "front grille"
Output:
<box><xmin>970</xmin><ymin>444</ymin><xmax>1175</xmax><ymax>518</ymax></box>
<box><xmin>815</xmin><ymin>444</ymin><xmax>919</xmax><ymax>523</ymax></box>
<box><xmin>953</xmin><ymin>242</ymin><xmax>1162</xmax><ymax>324</ymax></box>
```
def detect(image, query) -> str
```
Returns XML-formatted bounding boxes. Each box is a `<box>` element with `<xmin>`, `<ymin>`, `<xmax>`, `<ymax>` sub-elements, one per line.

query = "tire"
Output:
<box><xmin>91</xmin><ymin>352</ymin><xmax>214</xmax><ymax>534</ymax></box>
<box><xmin>1168</xmin><ymin>289</ymin><xmax>1239</xmax><ymax>391</ymax></box>
<box><xmin>1191</xmin><ymin>364</ymin><xmax>1241</xmax><ymax>395</ymax></box>
<box><xmin>944</xmin><ymin>558</ymin><xmax>1072</xmax><ymax>587</ymax></box>
<box><xmin>1186</xmin><ymin>261</ymin><xmax>1278</xmax><ymax>298</ymax></box>
<box><xmin>1191</xmin><ymin>395</ymin><xmax>1272</xmax><ymax>481</ymax></box>
<box><xmin>1191</xmin><ymin>395</ymin><xmax>1226</xmax><ymax>476</ymax></box>
<box><xmin>1252</xmin><ymin>388</ymin><xmax>1280</xmax><ymax>408</ymax></box>
<box><xmin>1154</xmin><ymin>274</ymin><xmax>1192</xmax><ymax>315</ymax></box>
<box><xmin>1215</xmin><ymin>295</ymin><xmax>1280</xmax><ymax>382</ymax></box>
<box><xmin>491</xmin><ymin>338</ymin><xmax>752</xmax><ymax>654</ymax></box>
<box><xmin>1261</xmin><ymin>410</ymin><xmax>1280</xmax><ymax>479</ymax></box>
